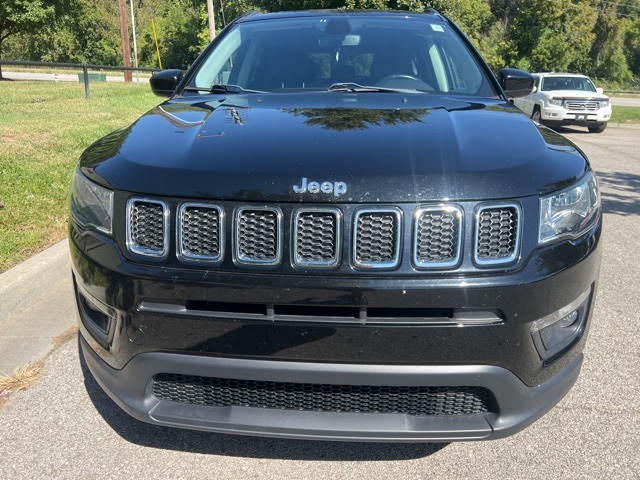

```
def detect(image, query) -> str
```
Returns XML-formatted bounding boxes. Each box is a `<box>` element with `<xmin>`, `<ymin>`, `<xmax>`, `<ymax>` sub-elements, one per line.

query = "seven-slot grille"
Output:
<box><xmin>126</xmin><ymin>200</ymin><xmax>522</xmax><ymax>269</ymax></box>
<box><xmin>475</xmin><ymin>204</ymin><xmax>520</xmax><ymax>265</ymax></box>
<box><xmin>152</xmin><ymin>373</ymin><xmax>497</xmax><ymax>416</ymax></box>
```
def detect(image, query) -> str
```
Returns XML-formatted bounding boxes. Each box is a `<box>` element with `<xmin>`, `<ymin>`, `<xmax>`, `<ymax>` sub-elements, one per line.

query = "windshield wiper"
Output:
<box><xmin>327</xmin><ymin>82</ymin><xmax>425</xmax><ymax>94</ymax></box>
<box><xmin>182</xmin><ymin>84</ymin><xmax>266</xmax><ymax>94</ymax></box>
<box><xmin>210</xmin><ymin>84</ymin><xmax>267</xmax><ymax>94</ymax></box>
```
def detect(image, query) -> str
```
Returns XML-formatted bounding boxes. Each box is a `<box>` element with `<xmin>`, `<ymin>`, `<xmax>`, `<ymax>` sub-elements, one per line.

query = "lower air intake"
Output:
<box><xmin>152</xmin><ymin>374</ymin><xmax>496</xmax><ymax>416</ymax></box>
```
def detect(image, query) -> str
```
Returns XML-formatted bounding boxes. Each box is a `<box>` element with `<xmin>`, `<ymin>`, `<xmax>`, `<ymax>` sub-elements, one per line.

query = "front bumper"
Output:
<box><xmin>80</xmin><ymin>335</ymin><xmax>583</xmax><ymax>442</ymax></box>
<box><xmin>71</xmin><ymin>216</ymin><xmax>601</xmax><ymax>441</ymax></box>
<box><xmin>541</xmin><ymin>105</ymin><xmax>611</xmax><ymax>126</ymax></box>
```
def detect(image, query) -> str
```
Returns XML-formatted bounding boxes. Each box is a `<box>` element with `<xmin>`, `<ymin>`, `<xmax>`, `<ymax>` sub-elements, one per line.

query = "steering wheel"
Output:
<box><xmin>375</xmin><ymin>74</ymin><xmax>433</xmax><ymax>91</ymax></box>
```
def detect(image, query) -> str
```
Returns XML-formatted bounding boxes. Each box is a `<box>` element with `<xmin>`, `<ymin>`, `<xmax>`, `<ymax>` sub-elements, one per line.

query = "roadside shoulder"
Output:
<box><xmin>0</xmin><ymin>239</ymin><xmax>70</xmax><ymax>324</ymax></box>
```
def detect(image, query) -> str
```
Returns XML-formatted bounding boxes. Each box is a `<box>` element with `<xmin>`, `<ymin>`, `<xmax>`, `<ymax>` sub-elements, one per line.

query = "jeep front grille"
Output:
<box><xmin>475</xmin><ymin>204</ymin><xmax>520</xmax><ymax>265</ymax></box>
<box><xmin>353</xmin><ymin>209</ymin><xmax>401</xmax><ymax>268</ymax></box>
<box><xmin>125</xmin><ymin>200</ymin><xmax>524</xmax><ymax>271</ymax></box>
<box><xmin>178</xmin><ymin>203</ymin><xmax>223</xmax><ymax>262</ymax></box>
<box><xmin>152</xmin><ymin>374</ymin><xmax>497</xmax><ymax>416</ymax></box>
<box><xmin>126</xmin><ymin>199</ymin><xmax>168</xmax><ymax>257</ymax></box>
<box><xmin>235</xmin><ymin>207</ymin><xmax>282</xmax><ymax>266</ymax></box>
<box><xmin>414</xmin><ymin>207</ymin><xmax>462</xmax><ymax>268</ymax></box>
<box><xmin>294</xmin><ymin>209</ymin><xmax>341</xmax><ymax>267</ymax></box>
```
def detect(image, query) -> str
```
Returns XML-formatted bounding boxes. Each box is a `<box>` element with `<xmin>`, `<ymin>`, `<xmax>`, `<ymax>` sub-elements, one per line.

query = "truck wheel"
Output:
<box><xmin>532</xmin><ymin>106</ymin><xmax>543</xmax><ymax>125</ymax></box>
<box><xmin>588</xmin><ymin>123</ymin><xmax>607</xmax><ymax>133</ymax></box>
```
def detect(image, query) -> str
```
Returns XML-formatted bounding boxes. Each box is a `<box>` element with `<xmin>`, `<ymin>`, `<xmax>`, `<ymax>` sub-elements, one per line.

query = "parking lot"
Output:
<box><xmin>0</xmin><ymin>126</ymin><xmax>638</xmax><ymax>479</ymax></box>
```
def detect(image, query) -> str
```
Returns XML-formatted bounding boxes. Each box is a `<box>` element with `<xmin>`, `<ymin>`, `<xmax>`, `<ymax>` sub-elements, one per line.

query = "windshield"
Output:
<box><xmin>541</xmin><ymin>76</ymin><xmax>597</xmax><ymax>93</ymax></box>
<box><xmin>185</xmin><ymin>15</ymin><xmax>495</xmax><ymax>96</ymax></box>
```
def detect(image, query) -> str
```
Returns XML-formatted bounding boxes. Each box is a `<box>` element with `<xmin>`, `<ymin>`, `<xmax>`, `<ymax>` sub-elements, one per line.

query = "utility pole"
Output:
<box><xmin>117</xmin><ymin>0</ymin><xmax>133</xmax><ymax>82</ymax></box>
<box><xmin>207</xmin><ymin>0</ymin><xmax>216</xmax><ymax>42</ymax></box>
<box><xmin>129</xmin><ymin>0</ymin><xmax>139</xmax><ymax>82</ymax></box>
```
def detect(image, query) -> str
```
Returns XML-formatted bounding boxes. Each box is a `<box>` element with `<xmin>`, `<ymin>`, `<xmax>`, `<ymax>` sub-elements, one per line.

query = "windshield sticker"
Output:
<box><xmin>431</xmin><ymin>24</ymin><xmax>444</xmax><ymax>32</ymax></box>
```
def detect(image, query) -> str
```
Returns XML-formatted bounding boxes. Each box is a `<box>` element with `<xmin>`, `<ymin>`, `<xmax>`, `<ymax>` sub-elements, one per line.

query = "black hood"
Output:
<box><xmin>80</xmin><ymin>93</ymin><xmax>588</xmax><ymax>202</ymax></box>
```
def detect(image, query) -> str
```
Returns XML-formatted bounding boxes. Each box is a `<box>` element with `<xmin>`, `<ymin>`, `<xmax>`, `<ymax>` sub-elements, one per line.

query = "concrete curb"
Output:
<box><xmin>609</xmin><ymin>123</ymin><xmax>640</xmax><ymax>129</ymax></box>
<box><xmin>0</xmin><ymin>239</ymin><xmax>70</xmax><ymax>324</ymax></box>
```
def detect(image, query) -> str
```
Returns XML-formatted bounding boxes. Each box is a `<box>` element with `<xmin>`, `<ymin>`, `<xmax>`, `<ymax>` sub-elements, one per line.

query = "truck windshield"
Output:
<box><xmin>541</xmin><ymin>76</ymin><xmax>597</xmax><ymax>92</ymax></box>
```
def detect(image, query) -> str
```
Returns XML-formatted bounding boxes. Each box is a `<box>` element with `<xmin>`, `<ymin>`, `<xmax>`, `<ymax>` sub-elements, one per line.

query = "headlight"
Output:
<box><xmin>599</xmin><ymin>99</ymin><xmax>610</xmax><ymax>108</ymax></box>
<box><xmin>548</xmin><ymin>98</ymin><xmax>563</xmax><ymax>107</ymax></box>
<box><xmin>539</xmin><ymin>171</ymin><xmax>599</xmax><ymax>244</ymax></box>
<box><xmin>70</xmin><ymin>169</ymin><xmax>113</xmax><ymax>234</ymax></box>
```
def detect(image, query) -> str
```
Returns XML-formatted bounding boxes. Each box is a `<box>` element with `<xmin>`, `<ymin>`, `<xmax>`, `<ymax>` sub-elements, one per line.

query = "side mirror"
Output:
<box><xmin>596</xmin><ymin>87</ymin><xmax>604</xmax><ymax>94</ymax></box>
<box><xmin>150</xmin><ymin>69</ymin><xmax>184</xmax><ymax>97</ymax></box>
<box><xmin>499</xmin><ymin>68</ymin><xmax>535</xmax><ymax>98</ymax></box>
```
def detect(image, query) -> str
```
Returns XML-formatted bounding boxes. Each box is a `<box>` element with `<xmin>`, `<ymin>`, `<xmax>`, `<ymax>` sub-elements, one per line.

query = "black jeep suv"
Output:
<box><xmin>70</xmin><ymin>10</ymin><xmax>602</xmax><ymax>442</ymax></box>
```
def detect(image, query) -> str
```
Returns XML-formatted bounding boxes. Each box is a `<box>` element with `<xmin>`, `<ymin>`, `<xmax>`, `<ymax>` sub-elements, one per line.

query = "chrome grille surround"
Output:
<box><xmin>126</xmin><ymin>198</ymin><xmax>169</xmax><ymax>258</ymax></box>
<box><xmin>474</xmin><ymin>203</ymin><xmax>521</xmax><ymax>265</ymax></box>
<box><xmin>293</xmin><ymin>208</ymin><xmax>342</xmax><ymax>268</ymax></box>
<box><xmin>123</xmin><ymin>199</ymin><xmax>530</xmax><ymax>271</ymax></box>
<box><xmin>177</xmin><ymin>203</ymin><xmax>224</xmax><ymax>263</ymax></box>
<box><xmin>234</xmin><ymin>206</ymin><xmax>283</xmax><ymax>267</ymax></box>
<box><xmin>413</xmin><ymin>206</ymin><xmax>463</xmax><ymax>269</ymax></box>
<box><xmin>353</xmin><ymin>208</ymin><xmax>402</xmax><ymax>269</ymax></box>
<box><xmin>564</xmin><ymin>100</ymin><xmax>598</xmax><ymax>111</ymax></box>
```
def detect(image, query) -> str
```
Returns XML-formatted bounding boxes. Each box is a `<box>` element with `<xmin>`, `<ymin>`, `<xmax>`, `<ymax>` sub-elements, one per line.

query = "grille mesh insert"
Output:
<box><xmin>152</xmin><ymin>374</ymin><xmax>496</xmax><ymax>416</ymax></box>
<box><xmin>296</xmin><ymin>211</ymin><xmax>338</xmax><ymax>265</ymax></box>
<box><xmin>237</xmin><ymin>209</ymin><xmax>279</xmax><ymax>263</ymax></box>
<box><xmin>129</xmin><ymin>200</ymin><xmax>165</xmax><ymax>254</ymax></box>
<box><xmin>415</xmin><ymin>210</ymin><xmax>459</xmax><ymax>265</ymax></box>
<box><xmin>355</xmin><ymin>211</ymin><xmax>399</xmax><ymax>266</ymax></box>
<box><xmin>180</xmin><ymin>205</ymin><xmax>221</xmax><ymax>259</ymax></box>
<box><xmin>477</xmin><ymin>206</ymin><xmax>519</xmax><ymax>261</ymax></box>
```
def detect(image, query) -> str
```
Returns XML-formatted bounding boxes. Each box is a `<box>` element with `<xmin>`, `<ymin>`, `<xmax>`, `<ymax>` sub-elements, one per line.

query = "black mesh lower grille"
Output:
<box><xmin>152</xmin><ymin>374</ymin><xmax>496</xmax><ymax>416</ymax></box>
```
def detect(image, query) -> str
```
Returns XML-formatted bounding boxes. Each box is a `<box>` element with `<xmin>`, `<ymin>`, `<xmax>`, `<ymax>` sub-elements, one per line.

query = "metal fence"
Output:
<box><xmin>0</xmin><ymin>59</ymin><xmax>161</xmax><ymax>99</ymax></box>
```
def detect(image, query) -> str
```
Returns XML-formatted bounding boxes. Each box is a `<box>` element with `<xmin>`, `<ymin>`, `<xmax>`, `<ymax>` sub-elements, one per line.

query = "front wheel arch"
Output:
<box><xmin>531</xmin><ymin>105</ymin><xmax>543</xmax><ymax>124</ymax></box>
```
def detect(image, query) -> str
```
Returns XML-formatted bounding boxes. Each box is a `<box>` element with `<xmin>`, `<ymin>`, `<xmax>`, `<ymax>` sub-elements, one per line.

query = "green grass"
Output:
<box><xmin>610</xmin><ymin>106</ymin><xmax>640</xmax><ymax>124</ymax></box>
<box><xmin>0</xmin><ymin>81</ymin><xmax>159</xmax><ymax>272</ymax></box>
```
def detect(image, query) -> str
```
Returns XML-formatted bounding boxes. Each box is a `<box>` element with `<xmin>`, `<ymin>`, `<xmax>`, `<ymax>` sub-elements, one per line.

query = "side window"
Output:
<box><xmin>440</xmin><ymin>49</ymin><xmax>468</xmax><ymax>93</ymax></box>
<box><xmin>426</xmin><ymin>44</ymin><xmax>448</xmax><ymax>92</ymax></box>
<box><xmin>421</xmin><ymin>40</ymin><xmax>484</xmax><ymax>95</ymax></box>
<box><xmin>193</xmin><ymin>27</ymin><xmax>242</xmax><ymax>89</ymax></box>
<box><xmin>215</xmin><ymin>51</ymin><xmax>239</xmax><ymax>85</ymax></box>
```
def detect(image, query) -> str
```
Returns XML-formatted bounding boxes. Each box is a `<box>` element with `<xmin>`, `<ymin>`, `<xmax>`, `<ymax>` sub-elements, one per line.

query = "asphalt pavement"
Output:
<box><xmin>0</xmin><ymin>127</ymin><xmax>639</xmax><ymax>479</ymax></box>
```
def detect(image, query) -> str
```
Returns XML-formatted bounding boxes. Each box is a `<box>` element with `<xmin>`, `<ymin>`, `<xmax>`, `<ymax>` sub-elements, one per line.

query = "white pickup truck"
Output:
<box><xmin>513</xmin><ymin>72</ymin><xmax>611</xmax><ymax>133</ymax></box>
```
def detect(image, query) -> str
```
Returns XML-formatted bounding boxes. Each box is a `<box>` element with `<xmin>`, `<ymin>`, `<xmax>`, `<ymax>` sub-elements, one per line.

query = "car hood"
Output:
<box><xmin>542</xmin><ymin>90</ymin><xmax>609</xmax><ymax>100</ymax></box>
<box><xmin>80</xmin><ymin>93</ymin><xmax>588</xmax><ymax>202</ymax></box>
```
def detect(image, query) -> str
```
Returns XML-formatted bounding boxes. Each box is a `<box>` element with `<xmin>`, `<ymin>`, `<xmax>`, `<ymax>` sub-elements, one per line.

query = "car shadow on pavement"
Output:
<box><xmin>594</xmin><ymin>171</ymin><xmax>640</xmax><ymax>217</ymax></box>
<box><xmin>78</xmin><ymin>337</ymin><xmax>448</xmax><ymax>460</ymax></box>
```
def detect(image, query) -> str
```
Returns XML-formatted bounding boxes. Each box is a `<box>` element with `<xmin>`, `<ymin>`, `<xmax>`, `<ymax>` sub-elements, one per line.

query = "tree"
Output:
<box><xmin>0</xmin><ymin>0</ymin><xmax>57</xmax><ymax>78</ymax></box>
<box><xmin>139</xmin><ymin>0</ymin><xmax>208</xmax><ymax>69</ymax></box>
